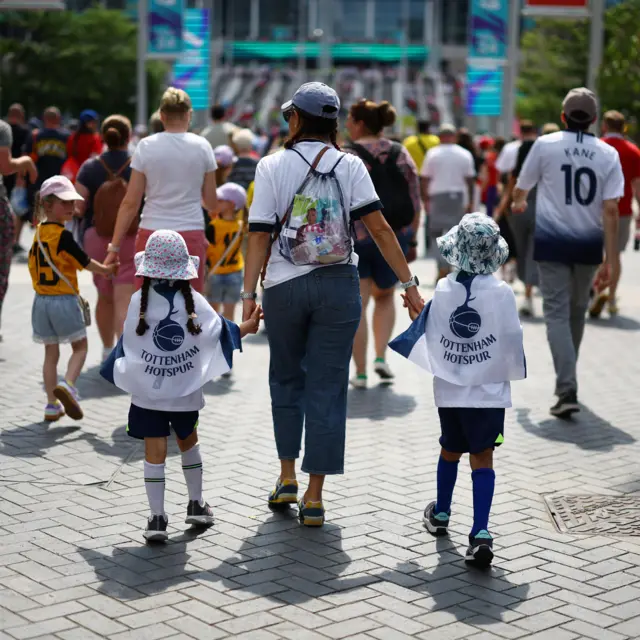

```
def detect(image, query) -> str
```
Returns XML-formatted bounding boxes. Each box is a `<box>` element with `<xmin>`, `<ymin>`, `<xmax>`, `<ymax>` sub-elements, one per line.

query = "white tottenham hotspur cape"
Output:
<box><xmin>390</xmin><ymin>273</ymin><xmax>526</xmax><ymax>386</ymax></box>
<box><xmin>100</xmin><ymin>281</ymin><xmax>241</xmax><ymax>401</ymax></box>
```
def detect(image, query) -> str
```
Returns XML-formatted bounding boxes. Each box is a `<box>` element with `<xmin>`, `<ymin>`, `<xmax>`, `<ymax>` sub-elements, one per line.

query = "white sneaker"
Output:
<box><xmin>519</xmin><ymin>297</ymin><xmax>534</xmax><ymax>317</ymax></box>
<box><xmin>374</xmin><ymin>360</ymin><xmax>394</xmax><ymax>384</ymax></box>
<box><xmin>350</xmin><ymin>375</ymin><xmax>367</xmax><ymax>389</ymax></box>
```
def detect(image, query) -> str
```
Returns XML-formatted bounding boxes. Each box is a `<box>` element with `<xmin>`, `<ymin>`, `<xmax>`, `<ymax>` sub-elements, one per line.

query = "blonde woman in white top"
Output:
<box><xmin>105</xmin><ymin>88</ymin><xmax>218</xmax><ymax>292</ymax></box>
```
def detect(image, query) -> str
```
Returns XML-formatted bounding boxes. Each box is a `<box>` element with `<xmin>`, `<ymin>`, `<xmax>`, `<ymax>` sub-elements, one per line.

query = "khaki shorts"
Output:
<box><xmin>619</xmin><ymin>216</ymin><xmax>632</xmax><ymax>253</ymax></box>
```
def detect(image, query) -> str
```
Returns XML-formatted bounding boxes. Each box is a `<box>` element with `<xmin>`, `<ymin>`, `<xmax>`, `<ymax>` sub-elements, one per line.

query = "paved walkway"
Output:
<box><xmin>2</xmin><ymin>245</ymin><xmax>640</xmax><ymax>640</ymax></box>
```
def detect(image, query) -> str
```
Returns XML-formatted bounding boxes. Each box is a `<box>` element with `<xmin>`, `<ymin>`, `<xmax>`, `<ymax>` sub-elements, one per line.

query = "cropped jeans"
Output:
<box><xmin>262</xmin><ymin>265</ymin><xmax>361</xmax><ymax>475</ymax></box>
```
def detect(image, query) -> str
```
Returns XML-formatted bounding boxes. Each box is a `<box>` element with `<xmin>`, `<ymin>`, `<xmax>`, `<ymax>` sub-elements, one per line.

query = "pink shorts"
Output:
<box><xmin>83</xmin><ymin>227</ymin><xmax>136</xmax><ymax>297</ymax></box>
<box><xmin>134</xmin><ymin>228</ymin><xmax>208</xmax><ymax>293</ymax></box>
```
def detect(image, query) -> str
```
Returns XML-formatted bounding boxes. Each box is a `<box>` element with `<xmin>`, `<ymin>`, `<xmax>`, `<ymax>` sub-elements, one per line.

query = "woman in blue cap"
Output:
<box><xmin>243</xmin><ymin>82</ymin><xmax>423</xmax><ymax>527</ymax></box>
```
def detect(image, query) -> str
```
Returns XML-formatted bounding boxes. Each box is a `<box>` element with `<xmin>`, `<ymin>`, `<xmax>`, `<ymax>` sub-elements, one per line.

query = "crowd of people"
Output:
<box><xmin>0</xmin><ymin>78</ymin><xmax>638</xmax><ymax>567</ymax></box>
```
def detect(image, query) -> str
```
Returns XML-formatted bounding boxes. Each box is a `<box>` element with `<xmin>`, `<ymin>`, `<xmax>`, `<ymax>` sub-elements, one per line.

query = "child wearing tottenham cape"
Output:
<box><xmin>101</xmin><ymin>230</ymin><xmax>261</xmax><ymax>542</ymax></box>
<box><xmin>390</xmin><ymin>213</ymin><xmax>526</xmax><ymax>568</ymax></box>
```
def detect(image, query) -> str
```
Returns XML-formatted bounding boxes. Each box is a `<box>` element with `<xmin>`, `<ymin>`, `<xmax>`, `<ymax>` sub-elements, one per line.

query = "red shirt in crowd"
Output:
<box><xmin>67</xmin><ymin>132</ymin><xmax>103</xmax><ymax>166</ymax></box>
<box><xmin>602</xmin><ymin>134</ymin><xmax>640</xmax><ymax>216</ymax></box>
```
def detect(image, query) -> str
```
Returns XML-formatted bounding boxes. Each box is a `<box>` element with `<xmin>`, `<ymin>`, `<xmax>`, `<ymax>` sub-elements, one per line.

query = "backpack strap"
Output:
<box><xmin>98</xmin><ymin>156</ymin><xmax>130</xmax><ymax>180</ymax></box>
<box><xmin>114</xmin><ymin>157</ymin><xmax>132</xmax><ymax>177</ymax></box>
<box><xmin>259</xmin><ymin>146</ymin><xmax>330</xmax><ymax>287</ymax></box>
<box><xmin>348</xmin><ymin>142</ymin><xmax>379</xmax><ymax>168</ymax></box>
<box><xmin>98</xmin><ymin>157</ymin><xmax>115</xmax><ymax>180</ymax></box>
<box><xmin>387</xmin><ymin>142</ymin><xmax>403</xmax><ymax>164</ymax></box>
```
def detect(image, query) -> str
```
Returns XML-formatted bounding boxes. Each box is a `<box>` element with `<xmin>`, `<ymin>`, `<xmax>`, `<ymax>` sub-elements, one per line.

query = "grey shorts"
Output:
<box><xmin>32</xmin><ymin>294</ymin><xmax>86</xmax><ymax>344</ymax></box>
<box><xmin>207</xmin><ymin>270</ymin><xmax>243</xmax><ymax>304</ymax></box>
<box><xmin>428</xmin><ymin>192</ymin><xmax>465</xmax><ymax>268</ymax></box>
<box><xmin>619</xmin><ymin>216</ymin><xmax>632</xmax><ymax>253</ymax></box>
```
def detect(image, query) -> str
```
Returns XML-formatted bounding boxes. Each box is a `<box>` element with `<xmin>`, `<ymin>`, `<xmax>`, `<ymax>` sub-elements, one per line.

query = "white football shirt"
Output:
<box><xmin>516</xmin><ymin>130</ymin><xmax>624</xmax><ymax>264</ymax></box>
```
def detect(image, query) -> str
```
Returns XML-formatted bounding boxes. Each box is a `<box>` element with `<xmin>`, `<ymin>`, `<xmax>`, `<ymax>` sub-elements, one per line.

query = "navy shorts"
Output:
<box><xmin>127</xmin><ymin>404</ymin><xmax>199</xmax><ymax>441</ymax></box>
<box><xmin>438</xmin><ymin>407</ymin><xmax>505</xmax><ymax>454</ymax></box>
<box><xmin>355</xmin><ymin>232</ymin><xmax>409</xmax><ymax>290</ymax></box>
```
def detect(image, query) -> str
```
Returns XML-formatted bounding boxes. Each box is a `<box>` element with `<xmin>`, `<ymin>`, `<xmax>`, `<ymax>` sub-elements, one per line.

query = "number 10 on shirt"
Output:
<box><xmin>561</xmin><ymin>164</ymin><xmax>597</xmax><ymax>206</ymax></box>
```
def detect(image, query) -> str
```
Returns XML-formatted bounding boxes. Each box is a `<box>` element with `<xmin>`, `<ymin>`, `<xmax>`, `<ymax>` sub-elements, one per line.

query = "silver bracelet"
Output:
<box><xmin>107</xmin><ymin>243</ymin><xmax>120</xmax><ymax>254</ymax></box>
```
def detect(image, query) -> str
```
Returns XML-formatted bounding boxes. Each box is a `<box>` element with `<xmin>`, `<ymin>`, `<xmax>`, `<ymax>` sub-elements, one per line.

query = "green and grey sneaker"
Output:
<box><xmin>423</xmin><ymin>501</ymin><xmax>450</xmax><ymax>536</ymax></box>
<box><xmin>298</xmin><ymin>498</ymin><xmax>325</xmax><ymax>527</ymax></box>
<box><xmin>465</xmin><ymin>530</ymin><xmax>494</xmax><ymax>568</ymax></box>
<box><xmin>268</xmin><ymin>478</ymin><xmax>298</xmax><ymax>508</ymax></box>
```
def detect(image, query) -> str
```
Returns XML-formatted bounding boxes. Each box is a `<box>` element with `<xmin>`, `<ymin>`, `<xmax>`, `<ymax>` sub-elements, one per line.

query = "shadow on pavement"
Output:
<box><xmin>74</xmin><ymin>511</ymin><xmax>359</xmax><ymax>604</ymax></box>
<box><xmin>516</xmin><ymin>406</ymin><xmax>636</xmax><ymax>451</ymax></box>
<box><xmin>0</xmin><ymin>423</ymin><xmax>83</xmax><ymax>457</ymax></box>
<box><xmin>347</xmin><ymin>386</ymin><xmax>417</xmax><ymax>421</ymax></box>
<box><xmin>75</xmin><ymin>365</ymin><xmax>126</xmax><ymax>400</ymax></box>
<box><xmin>587</xmin><ymin>315</ymin><xmax>640</xmax><ymax>331</ymax></box>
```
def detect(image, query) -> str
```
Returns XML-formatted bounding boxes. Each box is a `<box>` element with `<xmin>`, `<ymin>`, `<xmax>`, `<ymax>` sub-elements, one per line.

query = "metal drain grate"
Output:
<box><xmin>545</xmin><ymin>495</ymin><xmax>640</xmax><ymax>537</ymax></box>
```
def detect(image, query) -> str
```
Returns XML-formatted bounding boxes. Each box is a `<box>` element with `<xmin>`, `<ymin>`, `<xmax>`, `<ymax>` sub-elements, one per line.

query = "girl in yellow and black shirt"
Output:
<box><xmin>29</xmin><ymin>176</ymin><xmax>117</xmax><ymax>423</ymax></box>
<box><xmin>205</xmin><ymin>182</ymin><xmax>247</xmax><ymax>323</ymax></box>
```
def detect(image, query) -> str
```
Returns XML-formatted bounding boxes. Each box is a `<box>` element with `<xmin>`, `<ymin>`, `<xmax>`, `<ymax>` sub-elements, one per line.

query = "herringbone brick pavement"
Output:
<box><xmin>2</xmin><ymin>242</ymin><xmax>640</xmax><ymax>639</ymax></box>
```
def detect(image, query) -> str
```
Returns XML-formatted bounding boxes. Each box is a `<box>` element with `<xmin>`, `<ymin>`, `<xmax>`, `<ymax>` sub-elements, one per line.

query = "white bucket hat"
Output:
<box><xmin>134</xmin><ymin>230</ymin><xmax>200</xmax><ymax>281</ymax></box>
<box><xmin>437</xmin><ymin>213</ymin><xmax>509</xmax><ymax>275</ymax></box>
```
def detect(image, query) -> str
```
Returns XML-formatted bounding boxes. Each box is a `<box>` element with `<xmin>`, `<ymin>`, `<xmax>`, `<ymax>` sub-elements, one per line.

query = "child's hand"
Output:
<box><xmin>240</xmin><ymin>304</ymin><xmax>263</xmax><ymax>337</ymax></box>
<box><xmin>103</xmin><ymin>261</ymin><xmax>119</xmax><ymax>277</ymax></box>
<box><xmin>401</xmin><ymin>293</ymin><xmax>422</xmax><ymax>321</ymax></box>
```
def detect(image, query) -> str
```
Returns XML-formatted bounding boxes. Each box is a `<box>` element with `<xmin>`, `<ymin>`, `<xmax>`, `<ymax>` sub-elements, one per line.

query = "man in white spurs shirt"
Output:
<box><xmin>512</xmin><ymin>88</ymin><xmax>624</xmax><ymax>419</ymax></box>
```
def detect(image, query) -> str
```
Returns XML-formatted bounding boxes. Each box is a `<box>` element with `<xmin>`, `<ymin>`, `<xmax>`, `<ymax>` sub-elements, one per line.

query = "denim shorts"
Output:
<box><xmin>438</xmin><ymin>407</ymin><xmax>505</xmax><ymax>454</ymax></box>
<box><xmin>207</xmin><ymin>270</ymin><xmax>243</xmax><ymax>304</ymax></box>
<box><xmin>355</xmin><ymin>232</ymin><xmax>409</xmax><ymax>290</ymax></box>
<box><xmin>32</xmin><ymin>294</ymin><xmax>86</xmax><ymax>344</ymax></box>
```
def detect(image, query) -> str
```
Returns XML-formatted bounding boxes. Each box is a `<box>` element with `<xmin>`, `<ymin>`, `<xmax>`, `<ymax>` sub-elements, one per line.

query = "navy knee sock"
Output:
<box><xmin>471</xmin><ymin>468</ymin><xmax>495</xmax><ymax>537</ymax></box>
<box><xmin>435</xmin><ymin>456</ymin><xmax>459</xmax><ymax>514</ymax></box>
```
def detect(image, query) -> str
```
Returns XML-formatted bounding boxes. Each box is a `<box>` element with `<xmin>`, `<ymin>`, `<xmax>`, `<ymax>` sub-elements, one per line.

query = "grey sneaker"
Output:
<box><xmin>185</xmin><ymin>500</ymin><xmax>214</xmax><ymax>526</ymax></box>
<box><xmin>144</xmin><ymin>515</ymin><xmax>168</xmax><ymax>542</ymax></box>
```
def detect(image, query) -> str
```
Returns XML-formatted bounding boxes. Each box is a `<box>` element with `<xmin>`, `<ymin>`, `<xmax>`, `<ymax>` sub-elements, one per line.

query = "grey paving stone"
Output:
<box><xmin>316</xmin><ymin>616</ymin><xmax>381</xmax><ymax>639</ymax></box>
<box><xmin>4</xmin><ymin>255</ymin><xmax>640</xmax><ymax>639</ymax></box>
<box><xmin>416</xmin><ymin>621</ymin><xmax>482</xmax><ymax>639</ymax></box>
<box><xmin>3</xmin><ymin>617</ymin><xmax>76</xmax><ymax>639</ymax></box>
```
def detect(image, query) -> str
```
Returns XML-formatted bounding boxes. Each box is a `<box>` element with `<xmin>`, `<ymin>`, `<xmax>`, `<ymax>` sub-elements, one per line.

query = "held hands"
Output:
<box><xmin>104</xmin><ymin>250</ymin><xmax>119</xmax><ymax>268</ymax></box>
<box><xmin>511</xmin><ymin>199</ymin><xmax>527</xmax><ymax>215</ymax></box>
<box><xmin>102</xmin><ymin>261</ymin><xmax>119</xmax><ymax>277</ymax></box>
<box><xmin>401</xmin><ymin>292</ymin><xmax>423</xmax><ymax>321</ymax></box>
<box><xmin>240</xmin><ymin>304</ymin><xmax>263</xmax><ymax>337</ymax></box>
<box><xmin>242</xmin><ymin>297</ymin><xmax>257</xmax><ymax>322</ymax></box>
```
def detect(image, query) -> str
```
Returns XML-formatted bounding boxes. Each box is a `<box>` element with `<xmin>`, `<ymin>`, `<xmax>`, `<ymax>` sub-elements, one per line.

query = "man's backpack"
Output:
<box><xmin>93</xmin><ymin>157</ymin><xmax>136</xmax><ymax>238</ymax></box>
<box><xmin>348</xmin><ymin>142</ymin><xmax>415</xmax><ymax>230</ymax></box>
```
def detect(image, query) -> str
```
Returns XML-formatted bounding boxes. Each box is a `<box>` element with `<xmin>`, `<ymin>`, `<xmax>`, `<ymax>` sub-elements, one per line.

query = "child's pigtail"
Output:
<box><xmin>136</xmin><ymin>277</ymin><xmax>151</xmax><ymax>335</ymax></box>
<box><xmin>34</xmin><ymin>191</ymin><xmax>44</xmax><ymax>222</ymax></box>
<box><xmin>179</xmin><ymin>280</ymin><xmax>202</xmax><ymax>336</ymax></box>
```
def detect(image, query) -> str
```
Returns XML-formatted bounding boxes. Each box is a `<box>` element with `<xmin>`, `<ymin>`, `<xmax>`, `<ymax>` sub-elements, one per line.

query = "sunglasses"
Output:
<box><xmin>283</xmin><ymin>107</ymin><xmax>296</xmax><ymax>123</ymax></box>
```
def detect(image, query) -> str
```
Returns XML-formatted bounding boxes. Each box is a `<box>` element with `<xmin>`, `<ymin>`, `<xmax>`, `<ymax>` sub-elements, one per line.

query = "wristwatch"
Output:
<box><xmin>240</xmin><ymin>291</ymin><xmax>258</xmax><ymax>300</ymax></box>
<box><xmin>107</xmin><ymin>243</ymin><xmax>120</xmax><ymax>254</ymax></box>
<box><xmin>400</xmin><ymin>275</ymin><xmax>419</xmax><ymax>291</ymax></box>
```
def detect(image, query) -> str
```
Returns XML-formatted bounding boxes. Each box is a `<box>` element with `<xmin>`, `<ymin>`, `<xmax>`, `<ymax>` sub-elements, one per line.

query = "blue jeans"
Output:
<box><xmin>263</xmin><ymin>265</ymin><xmax>361</xmax><ymax>475</ymax></box>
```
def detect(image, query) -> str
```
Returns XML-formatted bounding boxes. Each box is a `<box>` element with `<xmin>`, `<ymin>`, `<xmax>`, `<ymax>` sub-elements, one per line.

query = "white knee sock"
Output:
<box><xmin>181</xmin><ymin>443</ymin><xmax>204</xmax><ymax>504</ymax></box>
<box><xmin>144</xmin><ymin>461</ymin><xmax>165</xmax><ymax>517</ymax></box>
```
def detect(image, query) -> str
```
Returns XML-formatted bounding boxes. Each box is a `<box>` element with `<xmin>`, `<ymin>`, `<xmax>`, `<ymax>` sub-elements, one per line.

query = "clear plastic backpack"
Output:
<box><xmin>277</xmin><ymin>146</ymin><xmax>353</xmax><ymax>267</ymax></box>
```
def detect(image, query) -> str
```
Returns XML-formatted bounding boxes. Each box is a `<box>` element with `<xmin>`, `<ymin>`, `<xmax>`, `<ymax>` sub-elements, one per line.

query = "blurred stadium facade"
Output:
<box><xmin>62</xmin><ymin>0</ymin><xmax>626</xmax><ymax>131</ymax></box>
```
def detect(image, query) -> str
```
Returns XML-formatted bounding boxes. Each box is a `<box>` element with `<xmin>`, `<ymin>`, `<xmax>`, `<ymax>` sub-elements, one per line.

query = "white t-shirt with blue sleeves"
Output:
<box><xmin>249</xmin><ymin>141</ymin><xmax>382</xmax><ymax>288</ymax></box>
<box><xmin>516</xmin><ymin>130</ymin><xmax>624</xmax><ymax>265</ymax></box>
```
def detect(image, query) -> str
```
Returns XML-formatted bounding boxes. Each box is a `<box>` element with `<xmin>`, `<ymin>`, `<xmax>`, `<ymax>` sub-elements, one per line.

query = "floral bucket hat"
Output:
<box><xmin>134</xmin><ymin>230</ymin><xmax>200</xmax><ymax>281</ymax></box>
<box><xmin>437</xmin><ymin>213</ymin><xmax>509</xmax><ymax>276</ymax></box>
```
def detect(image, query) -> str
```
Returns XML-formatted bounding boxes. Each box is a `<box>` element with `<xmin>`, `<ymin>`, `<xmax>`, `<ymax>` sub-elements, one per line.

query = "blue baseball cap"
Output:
<box><xmin>281</xmin><ymin>82</ymin><xmax>340</xmax><ymax>119</ymax></box>
<box><xmin>80</xmin><ymin>109</ymin><xmax>99</xmax><ymax>123</ymax></box>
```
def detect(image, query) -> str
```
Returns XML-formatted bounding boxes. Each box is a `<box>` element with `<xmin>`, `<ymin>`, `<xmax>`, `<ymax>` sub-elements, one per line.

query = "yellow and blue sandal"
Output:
<box><xmin>298</xmin><ymin>498</ymin><xmax>325</xmax><ymax>527</ymax></box>
<box><xmin>268</xmin><ymin>478</ymin><xmax>298</xmax><ymax>509</ymax></box>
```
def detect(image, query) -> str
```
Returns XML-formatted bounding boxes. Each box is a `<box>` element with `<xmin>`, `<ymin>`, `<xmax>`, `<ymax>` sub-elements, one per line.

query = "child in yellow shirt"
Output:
<box><xmin>205</xmin><ymin>182</ymin><xmax>247</xmax><ymax>322</ymax></box>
